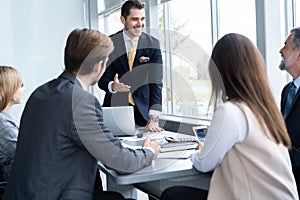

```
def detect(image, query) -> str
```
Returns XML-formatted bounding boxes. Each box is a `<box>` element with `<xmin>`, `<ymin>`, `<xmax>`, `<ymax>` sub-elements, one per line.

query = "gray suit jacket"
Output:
<box><xmin>4</xmin><ymin>71</ymin><xmax>153</xmax><ymax>200</ymax></box>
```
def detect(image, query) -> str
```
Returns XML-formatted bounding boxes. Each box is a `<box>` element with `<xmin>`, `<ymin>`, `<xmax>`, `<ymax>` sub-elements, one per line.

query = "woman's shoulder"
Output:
<box><xmin>0</xmin><ymin>111</ymin><xmax>18</xmax><ymax>130</ymax></box>
<box><xmin>213</xmin><ymin>102</ymin><xmax>248</xmax><ymax>126</ymax></box>
<box><xmin>215</xmin><ymin>102</ymin><xmax>248</xmax><ymax>125</ymax></box>
<box><xmin>0</xmin><ymin>110</ymin><xmax>11</xmax><ymax>122</ymax></box>
<box><xmin>218</xmin><ymin>101</ymin><xmax>246</xmax><ymax>112</ymax></box>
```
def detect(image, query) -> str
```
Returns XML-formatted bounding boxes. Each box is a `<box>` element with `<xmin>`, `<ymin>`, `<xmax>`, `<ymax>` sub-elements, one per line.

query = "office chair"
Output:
<box><xmin>160</xmin><ymin>186</ymin><xmax>208</xmax><ymax>200</ymax></box>
<box><xmin>0</xmin><ymin>180</ymin><xmax>7</xmax><ymax>199</ymax></box>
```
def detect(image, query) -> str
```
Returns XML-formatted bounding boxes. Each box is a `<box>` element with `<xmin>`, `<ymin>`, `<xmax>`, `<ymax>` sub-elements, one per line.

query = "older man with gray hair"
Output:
<box><xmin>279</xmin><ymin>27</ymin><xmax>300</xmax><ymax>197</ymax></box>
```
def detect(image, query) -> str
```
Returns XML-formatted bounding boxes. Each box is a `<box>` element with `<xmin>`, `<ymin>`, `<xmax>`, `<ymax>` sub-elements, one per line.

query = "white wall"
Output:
<box><xmin>0</xmin><ymin>0</ymin><xmax>87</xmax><ymax>119</ymax></box>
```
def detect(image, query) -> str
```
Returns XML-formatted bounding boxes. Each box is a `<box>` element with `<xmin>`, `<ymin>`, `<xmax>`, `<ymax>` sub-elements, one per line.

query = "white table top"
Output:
<box><xmin>98</xmin><ymin>148</ymin><xmax>210</xmax><ymax>185</ymax></box>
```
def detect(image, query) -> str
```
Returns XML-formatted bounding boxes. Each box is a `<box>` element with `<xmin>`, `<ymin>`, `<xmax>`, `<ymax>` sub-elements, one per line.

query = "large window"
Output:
<box><xmin>95</xmin><ymin>0</ymin><xmax>292</xmax><ymax>121</ymax></box>
<box><xmin>218</xmin><ymin>0</ymin><xmax>256</xmax><ymax>43</ymax></box>
<box><xmin>97</xmin><ymin>0</ymin><xmax>122</xmax><ymax>35</ymax></box>
<box><xmin>159</xmin><ymin>0</ymin><xmax>256</xmax><ymax>119</ymax></box>
<box><xmin>159</xmin><ymin>0</ymin><xmax>213</xmax><ymax>119</ymax></box>
<box><xmin>295</xmin><ymin>0</ymin><xmax>300</xmax><ymax>26</ymax></box>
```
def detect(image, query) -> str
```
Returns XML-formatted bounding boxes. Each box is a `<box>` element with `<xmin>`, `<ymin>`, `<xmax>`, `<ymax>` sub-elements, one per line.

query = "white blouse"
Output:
<box><xmin>191</xmin><ymin>102</ymin><xmax>248</xmax><ymax>172</ymax></box>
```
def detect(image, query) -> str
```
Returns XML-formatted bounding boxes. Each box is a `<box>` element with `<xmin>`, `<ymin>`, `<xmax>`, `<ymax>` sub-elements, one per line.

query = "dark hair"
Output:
<box><xmin>209</xmin><ymin>33</ymin><xmax>291</xmax><ymax>147</ymax></box>
<box><xmin>121</xmin><ymin>0</ymin><xmax>145</xmax><ymax>20</ymax></box>
<box><xmin>64</xmin><ymin>28</ymin><xmax>114</xmax><ymax>75</ymax></box>
<box><xmin>291</xmin><ymin>27</ymin><xmax>300</xmax><ymax>50</ymax></box>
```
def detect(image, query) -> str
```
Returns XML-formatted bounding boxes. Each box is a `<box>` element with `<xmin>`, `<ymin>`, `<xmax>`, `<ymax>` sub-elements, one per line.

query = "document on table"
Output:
<box><xmin>120</xmin><ymin>131</ymin><xmax>166</xmax><ymax>148</ymax></box>
<box><xmin>120</xmin><ymin>131</ymin><xmax>197</xmax><ymax>156</ymax></box>
<box><xmin>157</xmin><ymin>149</ymin><xmax>196</xmax><ymax>159</ymax></box>
<box><xmin>160</xmin><ymin>142</ymin><xmax>197</xmax><ymax>153</ymax></box>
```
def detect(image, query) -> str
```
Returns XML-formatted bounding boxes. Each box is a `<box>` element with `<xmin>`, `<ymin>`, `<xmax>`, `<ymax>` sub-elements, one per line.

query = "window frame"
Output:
<box><xmin>93</xmin><ymin>0</ymin><xmax>294</xmax><ymax>122</ymax></box>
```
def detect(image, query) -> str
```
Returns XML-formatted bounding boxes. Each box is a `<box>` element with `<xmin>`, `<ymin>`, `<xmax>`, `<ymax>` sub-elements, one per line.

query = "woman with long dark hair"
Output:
<box><xmin>161</xmin><ymin>33</ymin><xmax>298</xmax><ymax>200</ymax></box>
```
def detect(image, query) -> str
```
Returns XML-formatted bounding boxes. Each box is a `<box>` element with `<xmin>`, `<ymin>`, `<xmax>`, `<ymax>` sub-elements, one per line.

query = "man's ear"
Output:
<box><xmin>120</xmin><ymin>16</ymin><xmax>125</xmax><ymax>25</ymax></box>
<box><xmin>298</xmin><ymin>50</ymin><xmax>300</xmax><ymax>60</ymax></box>
<box><xmin>94</xmin><ymin>61</ymin><xmax>103</xmax><ymax>73</ymax></box>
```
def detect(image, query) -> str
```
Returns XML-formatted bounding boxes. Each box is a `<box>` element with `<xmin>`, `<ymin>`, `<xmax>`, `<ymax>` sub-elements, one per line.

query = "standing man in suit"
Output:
<box><xmin>279</xmin><ymin>27</ymin><xmax>300</xmax><ymax>196</ymax></box>
<box><xmin>98</xmin><ymin>0</ymin><xmax>164</xmax><ymax>132</ymax></box>
<box><xmin>3</xmin><ymin>28</ymin><xmax>160</xmax><ymax>200</ymax></box>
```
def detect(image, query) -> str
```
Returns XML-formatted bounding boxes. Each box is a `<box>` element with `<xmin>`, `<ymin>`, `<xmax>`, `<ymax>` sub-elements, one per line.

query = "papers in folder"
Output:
<box><xmin>120</xmin><ymin>131</ymin><xmax>198</xmax><ymax>153</ymax></box>
<box><xmin>144</xmin><ymin>131</ymin><xmax>198</xmax><ymax>153</ymax></box>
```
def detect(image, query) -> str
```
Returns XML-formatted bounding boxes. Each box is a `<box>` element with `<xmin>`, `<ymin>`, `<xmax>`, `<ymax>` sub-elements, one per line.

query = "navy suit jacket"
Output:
<box><xmin>98</xmin><ymin>30</ymin><xmax>163</xmax><ymax>122</ymax></box>
<box><xmin>4</xmin><ymin>71</ymin><xmax>153</xmax><ymax>200</ymax></box>
<box><xmin>281</xmin><ymin>82</ymin><xmax>300</xmax><ymax>168</ymax></box>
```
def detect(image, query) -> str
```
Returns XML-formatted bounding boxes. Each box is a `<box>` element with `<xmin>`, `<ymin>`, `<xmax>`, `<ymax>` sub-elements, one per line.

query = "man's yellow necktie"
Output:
<box><xmin>128</xmin><ymin>39</ymin><xmax>135</xmax><ymax>105</ymax></box>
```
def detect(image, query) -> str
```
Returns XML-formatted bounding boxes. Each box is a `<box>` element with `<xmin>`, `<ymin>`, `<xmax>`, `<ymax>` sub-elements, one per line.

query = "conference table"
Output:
<box><xmin>98</xmin><ymin>131</ymin><xmax>212</xmax><ymax>199</ymax></box>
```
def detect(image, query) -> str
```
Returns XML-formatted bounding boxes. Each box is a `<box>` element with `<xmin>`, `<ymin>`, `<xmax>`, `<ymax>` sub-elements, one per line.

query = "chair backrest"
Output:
<box><xmin>0</xmin><ymin>181</ymin><xmax>7</xmax><ymax>199</ymax></box>
<box><xmin>0</xmin><ymin>181</ymin><xmax>6</xmax><ymax>187</ymax></box>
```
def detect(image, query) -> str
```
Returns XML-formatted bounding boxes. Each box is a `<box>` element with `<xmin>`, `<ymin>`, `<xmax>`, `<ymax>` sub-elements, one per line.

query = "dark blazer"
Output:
<box><xmin>98</xmin><ymin>30</ymin><xmax>163</xmax><ymax>123</ymax></box>
<box><xmin>281</xmin><ymin>82</ymin><xmax>300</xmax><ymax>167</ymax></box>
<box><xmin>3</xmin><ymin>71</ymin><xmax>153</xmax><ymax>200</ymax></box>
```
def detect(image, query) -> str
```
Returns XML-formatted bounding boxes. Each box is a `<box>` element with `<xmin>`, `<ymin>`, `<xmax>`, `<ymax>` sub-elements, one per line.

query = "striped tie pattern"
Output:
<box><xmin>284</xmin><ymin>82</ymin><xmax>296</xmax><ymax>118</ymax></box>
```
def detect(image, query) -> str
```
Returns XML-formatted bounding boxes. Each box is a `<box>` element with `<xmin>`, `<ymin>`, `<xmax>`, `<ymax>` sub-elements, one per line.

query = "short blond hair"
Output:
<box><xmin>0</xmin><ymin>66</ymin><xmax>22</xmax><ymax>111</ymax></box>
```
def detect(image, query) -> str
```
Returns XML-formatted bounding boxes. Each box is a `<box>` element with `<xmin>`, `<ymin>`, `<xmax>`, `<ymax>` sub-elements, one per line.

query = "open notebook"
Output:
<box><xmin>102</xmin><ymin>106</ymin><xmax>136</xmax><ymax>137</ymax></box>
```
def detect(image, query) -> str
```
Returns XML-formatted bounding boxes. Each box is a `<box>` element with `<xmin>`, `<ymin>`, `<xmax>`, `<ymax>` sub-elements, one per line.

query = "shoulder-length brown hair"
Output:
<box><xmin>209</xmin><ymin>33</ymin><xmax>290</xmax><ymax>147</ymax></box>
<box><xmin>0</xmin><ymin>66</ymin><xmax>22</xmax><ymax>111</ymax></box>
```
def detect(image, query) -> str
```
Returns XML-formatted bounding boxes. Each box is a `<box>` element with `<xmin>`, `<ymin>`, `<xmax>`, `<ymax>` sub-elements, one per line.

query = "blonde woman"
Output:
<box><xmin>0</xmin><ymin>66</ymin><xmax>24</xmax><ymax>181</ymax></box>
<box><xmin>161</xmin><ymin>34</ymin><xmax>298</xmax><ymax>200</ymax></box>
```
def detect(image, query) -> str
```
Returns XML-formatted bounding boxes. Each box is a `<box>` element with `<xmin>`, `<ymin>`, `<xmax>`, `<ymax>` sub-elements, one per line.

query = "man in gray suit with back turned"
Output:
<box><xmin>3</xmin><ymin>28</ymin><xmax>160</xmax><ymax>200</ymax></box>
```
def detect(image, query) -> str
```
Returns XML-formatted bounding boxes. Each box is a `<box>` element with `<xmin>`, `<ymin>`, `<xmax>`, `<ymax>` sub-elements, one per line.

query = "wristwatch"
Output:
<box><xmin>150</xmin><ymin>115</ymin><xmax>159</xmax><ymax>122</ymax></box>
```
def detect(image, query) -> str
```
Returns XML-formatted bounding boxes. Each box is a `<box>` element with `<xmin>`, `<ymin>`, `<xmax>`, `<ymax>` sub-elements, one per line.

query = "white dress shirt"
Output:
<box><xmin>191</xmin><ymin>101</ymin><xmax>248</xmax><ymax>172</ymax></box>
<box><xmin>108</xmin><ymin>30</ymin><xmax>139</xmax><ymax>93</ymax></box>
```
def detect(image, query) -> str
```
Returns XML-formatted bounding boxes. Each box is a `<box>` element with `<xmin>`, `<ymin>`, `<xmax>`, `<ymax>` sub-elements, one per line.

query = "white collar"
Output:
<box><xmin>122</xmin><ymin>30</ymin><xmax>139</xmax><ymax>42</ymax></box>
<box><xmin>293</xmin><ymin>76</ymin><xmax>300</xmax><ymax>89</ymax></box>
<box><xmin>76</xmin><ymin>77</ymin><xmax>88</xmax><ymax>91</ymax></box>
